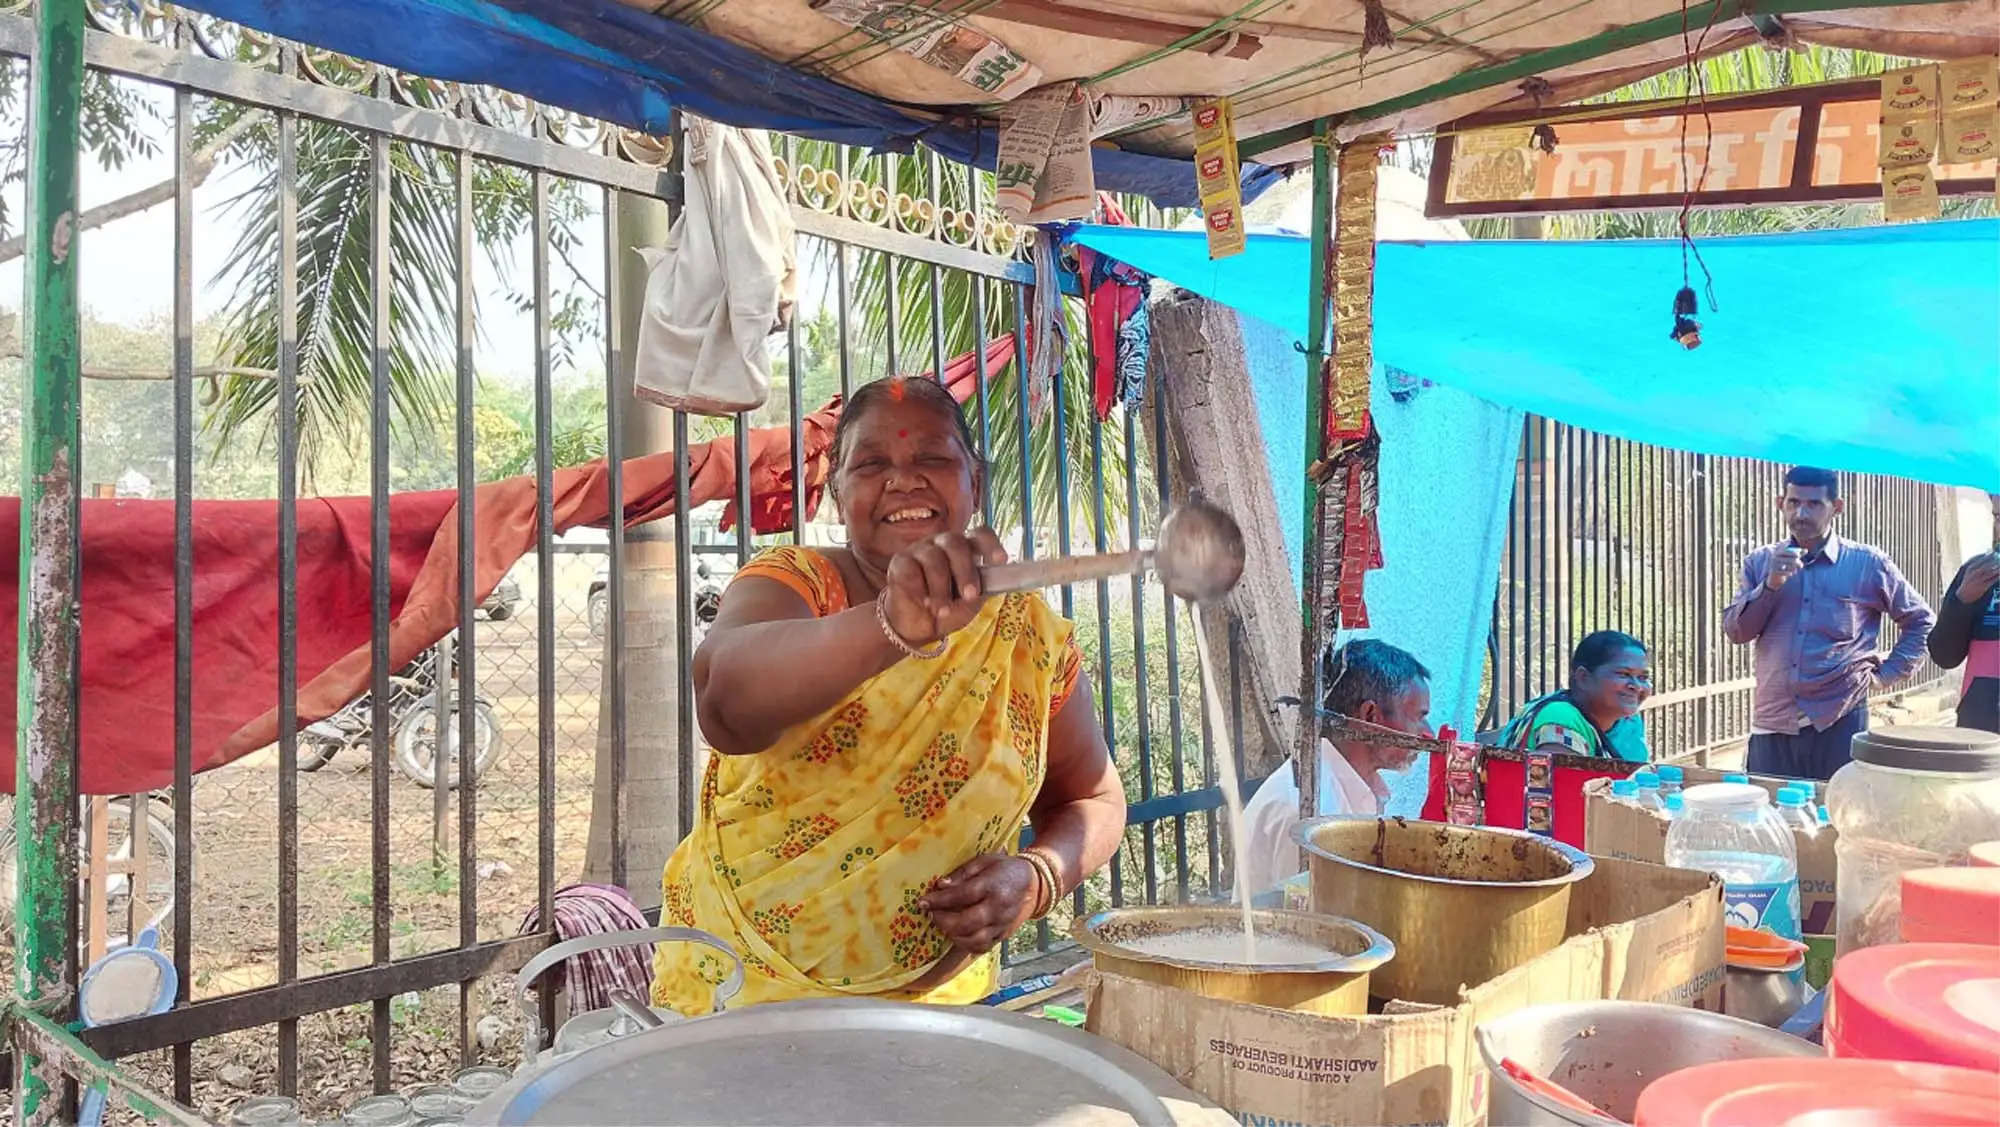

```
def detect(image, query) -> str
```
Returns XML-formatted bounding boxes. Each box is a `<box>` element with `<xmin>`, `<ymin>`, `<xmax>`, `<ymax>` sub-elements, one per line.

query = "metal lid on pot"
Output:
<box><xmin>1851</xmin><ymin>726</ymin><xmax>2000</xmax><ymax>774</ymax></box>
<box><xmin>464</xmin><ymin>998</ymin><xmax>1232</xmax><ymax>1126</ymax></box>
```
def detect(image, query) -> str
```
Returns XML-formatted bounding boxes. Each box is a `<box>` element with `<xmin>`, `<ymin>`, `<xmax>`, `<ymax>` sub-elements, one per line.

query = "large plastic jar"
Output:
<box><xmin>1828</xmin><ymin>726</ymin><xmax>2000</xmax><ymax>954</ymax></box>
<box><xmin>1666</xmin><ymin>782</ymin><xmax>1801</xmax><ymax>940</ymax></box>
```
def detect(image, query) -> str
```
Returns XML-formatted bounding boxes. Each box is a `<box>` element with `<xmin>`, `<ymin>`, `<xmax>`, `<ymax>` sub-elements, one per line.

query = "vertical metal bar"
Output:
<box><xmin>1052</xmin><ymin>342</ymin><xmax>1074</xmax><ymax>622</ymax></box>
<box><xmin>971</xmin><ymin>279</ymin><xmax>994</xmax><ymax>529</ymax></box>
<box><xmin>673</xmin><ymin>411</ymin><xmax>696</xmax><ymax>837</ymax></box>
<box><xmin>170</xmin><ymin>80</ymin><xmax>196</xmax><ymax>1108</ymax></box>
<box><xmin>926</xmin><ymin>153</ymin><xmax>947</xmax><ymax>381</ymax></box>
<box><xmin>13</xmin><ymin>3</ymin><xmax>85</xmax><ymax>1114</ymax></box>
<box><xmin>275</xmin><ymin>104</ymin><xmax>302</xmax><ymax>1097</ymax></box>
<box><xmin>453</xmin><ymin>151</ymin><xmax>480</xmax><ymax>1064</ymax></box>
<box><xmin>734</xmin><ymin>409</ymin><xmax>754</xmax><ymax>565</ymax></box>
<box><xmin>1124</xmin><ymin>409</ymin><xmax>1157</xmax><ymax>906</ymax></box>
<box><xmin>367</xmin><ymin>130</ymin><xmax>395</xmax><ymax>1095</ymax></box>
<box><xmin>530</xmin><ymin>169</ymin><xmax>559</xmax><ymax>1054</ymax></box>
<box><xmin>602</xmin><ymin>192</ymin><xmax>629</xmax><ymax>888</ymax></box>
<box><xmin>1150</xmin><ymin>377</ymin><xmax>1190</xmax><ymax>900</ymax></box>
<box><xmin>1011</xmin><ymin>285</ymin><xmax>1035</xmax><ymax>558</ymax></box>
<box><xmin>1087</xmin><ymin>405</ymin><xmax>1117</xmax><ymax>908</ymax></box>
<box><xmin>835</xmin><ymin>240</ymin><xmax>854</xmax><ymax>396</ymax></box>
<box><xmin>882</xmin><ymin>157</ymin><xmax>901</xmax><ymax>377</ymax></box>
<box><xmin>786</xmin><ymin>270</ymin><xmax>806</xmax><ymax>545</ymax></box>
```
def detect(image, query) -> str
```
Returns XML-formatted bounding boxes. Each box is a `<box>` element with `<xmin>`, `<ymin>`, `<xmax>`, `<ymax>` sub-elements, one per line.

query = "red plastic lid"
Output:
<box><xmin>1901</xmin><ymin>867</ymin><xmax>2000</xmax><ymax>945</ymax></box>
<box><xmin>1972</xmin><ymin>840</ymin><xmax>2000</xmax><ymax>868</ymax></box>
<box><xmin>1634</xmin><ymin>1058</ymin><xmax>2000</xmax><ymax>1126</ymax></box>
<box><xmin>1827</xmin><ymin>942</ymin><xmax>2000</xmax><ymax>1071</ymax></box>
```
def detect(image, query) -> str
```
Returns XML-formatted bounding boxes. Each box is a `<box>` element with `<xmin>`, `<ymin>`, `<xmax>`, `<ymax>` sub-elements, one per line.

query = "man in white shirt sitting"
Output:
<box><xmin>1239</xmin><ymin>640</ymin><xmax>1434</xmax><ymax>899</ymax></box>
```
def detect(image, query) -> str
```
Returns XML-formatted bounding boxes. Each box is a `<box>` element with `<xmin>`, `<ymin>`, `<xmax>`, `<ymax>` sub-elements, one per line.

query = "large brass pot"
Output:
<box><xmin>1072</xmin><ymin>906</ymin><xmax>1392</xmax><ymax>1015</ymax></box>
<box><xmin>1293</xmin><ymin>817</ymin><xmax>1593</xmax><ymax>1005</ymax></box>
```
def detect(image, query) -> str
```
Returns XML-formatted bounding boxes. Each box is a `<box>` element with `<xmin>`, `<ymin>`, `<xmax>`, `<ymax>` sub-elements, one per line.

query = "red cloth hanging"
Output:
<box><xmin>0</xmin><ymin>335</ymin><xmax>1014</xmax><ymax>795</ymax></box>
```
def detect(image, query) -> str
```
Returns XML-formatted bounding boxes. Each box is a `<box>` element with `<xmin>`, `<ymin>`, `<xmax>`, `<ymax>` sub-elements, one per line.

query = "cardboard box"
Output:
<box><xmin>1583</xmin><ymin>766</ymin><xmax>1837</xmax><ymax>936</ymax></box>
<box><xmin>1084</xmin><ymin>856</ymin><xmax>1722</xmax><ymax>1127</ymax></box>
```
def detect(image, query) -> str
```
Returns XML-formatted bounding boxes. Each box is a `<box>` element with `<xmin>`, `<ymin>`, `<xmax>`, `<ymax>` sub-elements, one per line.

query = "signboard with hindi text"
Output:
<box><xmin>1426</xmin><ymin>79</ymin><xmax>1997</xmax><ymax>218</ymax></box>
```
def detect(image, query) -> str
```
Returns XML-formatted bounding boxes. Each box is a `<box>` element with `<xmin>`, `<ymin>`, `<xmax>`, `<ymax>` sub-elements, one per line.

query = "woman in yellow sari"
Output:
<box><xmin>651</xmin><ymin>375</ymin><xmax>1127</xmax><ymax>1013</ymax></box>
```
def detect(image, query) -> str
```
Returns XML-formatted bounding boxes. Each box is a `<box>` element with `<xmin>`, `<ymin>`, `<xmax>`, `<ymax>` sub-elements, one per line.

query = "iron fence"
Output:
<box><xmin>0</xmin><ymin>4</ymin><xmax>1247</xmax><ymax>1118</ymax></box>
<box><xmin>1483</xmin><ymin>416</ymin><xmax>1948</xmax><ymax>760</ymax></box>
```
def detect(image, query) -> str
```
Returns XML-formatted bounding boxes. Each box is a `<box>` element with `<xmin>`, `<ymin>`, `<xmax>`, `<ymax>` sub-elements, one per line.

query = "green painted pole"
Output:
<box><xmin>1293</xmin><ymin>119</ymin><xmax>1334</xmax><ymax>817</ymax></box>
<box><xmin>14</xmin><ymin>0</ymin><xmax>86</xmax><ymax>1121</ymax></box>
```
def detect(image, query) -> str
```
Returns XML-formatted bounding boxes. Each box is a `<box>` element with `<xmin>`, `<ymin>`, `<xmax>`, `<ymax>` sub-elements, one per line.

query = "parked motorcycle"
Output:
<box><xmin>299</xmin><ymin>638</ymin><xmax>500</xmax><ymax>789</ymax></box>
<box><xmin>587</xmin><ymin>562</ymin><xmax>725</xmax><ymax>642</ymax></box>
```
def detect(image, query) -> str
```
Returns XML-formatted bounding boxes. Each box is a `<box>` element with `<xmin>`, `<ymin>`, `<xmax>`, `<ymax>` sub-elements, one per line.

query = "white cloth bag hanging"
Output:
<box><xmin>632</xmin><ymin>119</ymin><xmax>797</xmax><ymax>415</ymax></box>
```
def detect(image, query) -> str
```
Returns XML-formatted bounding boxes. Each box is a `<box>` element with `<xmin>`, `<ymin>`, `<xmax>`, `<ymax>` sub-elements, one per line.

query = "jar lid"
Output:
<box><xmin>1681</xmin><ymin>781</ymin><xmax>1769</xmax><ymax>811</ymax></box>
<box><xmin>1826</xmin><ymin>942</ymin><xmax>2000</xmax><ymax>1071</ymax></box>
<box><xmin>1851</xmin><ymin>726</ymin><xmax>2000</xmax><ymax>773</ymax></box>
<box><xmin>1900</xmin><ymin>867</ymin><xmax>2000</xmax><ymax>945</ymax></box>
<box><xmin>1633</xmin><ymin>1058</ymin><xmax>2000</xmax><ymax>1126</ymax></box>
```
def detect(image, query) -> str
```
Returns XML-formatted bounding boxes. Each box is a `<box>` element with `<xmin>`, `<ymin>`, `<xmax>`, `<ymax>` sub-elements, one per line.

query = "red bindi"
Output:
<box><xmin>897</xmin><ymin>429</ymin><xmax>907</xmax><ymax>438</ymax></box>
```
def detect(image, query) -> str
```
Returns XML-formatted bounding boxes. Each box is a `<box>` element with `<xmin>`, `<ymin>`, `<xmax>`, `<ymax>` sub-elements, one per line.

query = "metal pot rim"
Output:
<box><xmin>1290</xmin><ymin>815</ymin><xmax>1596</xmax><ymax>890</ymax></box>
<box><xmin>1071</xmin><ymin>906</ymin><xmax>1394</xmax><ymax>975</ymax></box>
<box><xmin>1473</xmin><ymin>999</ymin><xmax>1819</xmax><ymax>1122</ymax></box>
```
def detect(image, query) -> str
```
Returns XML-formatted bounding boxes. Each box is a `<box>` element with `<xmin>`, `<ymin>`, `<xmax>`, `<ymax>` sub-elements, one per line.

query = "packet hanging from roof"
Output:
<box><xmin>1191</xmin><ymin>98</ymin><xmax>1245</xmax><ymax>260</ymax></box>
<box><xmin>810</xmin><ymin>0</ymin><xmax>1041</xmax><ymax>101</ymax></box>
<box><xmin>1941</xmin><ymin>56</ymin><xmax>1999</xmax><ymax>113</ymax></box>
<box><xmin>1881</xmin><ymin>65</ymin><xmax>1941</xmax><ymax>119</ymax></box>
<box><xmin>1883</xmin><ymin>162</ymin><xmax>1941</xmax><ymax>222</ymax></box>
<box><xmin>1879</xmin><ymin>117</ymin><xmax>1939</xmax><ymax>167</ymax></box>
<box><xmin>1944</xmin><ymin>107</ymin><xmax>1997</xmax><ymax>164</ymax></box>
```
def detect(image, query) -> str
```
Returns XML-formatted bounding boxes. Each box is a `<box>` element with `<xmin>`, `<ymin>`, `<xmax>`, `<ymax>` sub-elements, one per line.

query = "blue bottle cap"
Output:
<box><xmin>1663</xmin><ymin>793</ymin><xmax>1684</xmax><ymax>814</ymax></box>
<box><xmin>1612</xmin><ymin>779</ymin><xmax>1639</xmax><ymax>797</ymax></box>
<box><xmin>1724</xmin><ymin>773</ymin><xmax>1750</xmax><ymax>784</ymax></box>
<box><xmin>1658</xmin><ymin>765</ymin><xmax>1684</xmax><ymax>782</ymax></box>
<box><xmin>1632</xmin><ymin>770</ymin><xmax>1659</xmax><ymax>788</ymax></box>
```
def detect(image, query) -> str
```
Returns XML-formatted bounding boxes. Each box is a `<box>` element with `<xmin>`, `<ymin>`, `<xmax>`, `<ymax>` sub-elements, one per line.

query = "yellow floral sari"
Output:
<box><xmin>651</xmin><ymin>547</ymin><xmax>1081</xmax><ymax>1015</ymax></box>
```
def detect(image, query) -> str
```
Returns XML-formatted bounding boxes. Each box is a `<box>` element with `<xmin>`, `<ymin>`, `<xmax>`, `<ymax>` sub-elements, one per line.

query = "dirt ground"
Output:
<box><xmin>30</xmin><ymin>556</ymin><xmax>615</xmax><ymax>1122</ymax></box>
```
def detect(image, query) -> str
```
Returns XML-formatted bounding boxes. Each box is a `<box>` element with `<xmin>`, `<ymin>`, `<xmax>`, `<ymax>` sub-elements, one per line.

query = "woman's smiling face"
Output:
<box><xmin>832</xmin><ymin>390</ymin><xmax>981</xmax><ymax>570</ymax></box>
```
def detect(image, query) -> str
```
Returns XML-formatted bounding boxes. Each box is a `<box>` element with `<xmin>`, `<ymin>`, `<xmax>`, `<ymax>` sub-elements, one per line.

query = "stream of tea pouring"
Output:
<box><xmin>978</xmin><ymin>498</ymin><xmax>1256</xmax><ymax>960</ymax></box>
<box><xmin>1186</xmin><ymin>613</ymin><xmax>1259</xmax><ymax>963</ymax></box>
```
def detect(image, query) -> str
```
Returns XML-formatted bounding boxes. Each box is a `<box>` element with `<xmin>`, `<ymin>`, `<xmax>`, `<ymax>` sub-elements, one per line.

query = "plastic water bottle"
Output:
<box><xmin>1631</xmin><ymin>769</ymin><xmax>1666</xmax><ymax>813</ymax></box>
<box><xmin>1666</xmin><ymin>782</ymin><xmax>1801</xmax><ymax>941</ymax></box>
<box><xmin>1656</xmin><ymin>764</ymin><xmax>1685</xmax><ymax>799</ymax></box>
<box><xmin>1610</xmin><ymin>778</ymin><xmax>1641</xmax><ymax>808</ymax></box>
<box><xmin>1663</xmin><ymin>793</ymin><xmax>1685</xmax><ymax>818</ymax></box>
<box><xmin>1776</xmin><ymin>787</ymin><xmax>1820</xmax><ymax>836</ymax></box>
<box><xmin>1724</xmin><ymin>773</ymin><xmax>1750</xmax><ymax>785</ymax></box>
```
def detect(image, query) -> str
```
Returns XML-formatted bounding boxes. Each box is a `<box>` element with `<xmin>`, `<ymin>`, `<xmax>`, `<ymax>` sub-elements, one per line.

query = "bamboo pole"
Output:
<box><xmin>14</xmin><ymin>0</ymin><xmax>87</xmax><ymax>1123</ymax></box>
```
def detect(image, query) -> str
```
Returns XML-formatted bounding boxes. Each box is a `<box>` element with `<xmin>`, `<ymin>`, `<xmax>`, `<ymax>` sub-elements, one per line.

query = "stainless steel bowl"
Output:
<box><xmin>1475</xmin><ymin>1000</ymin><xmax>1819</xmax><ymax>1126</ymax></box>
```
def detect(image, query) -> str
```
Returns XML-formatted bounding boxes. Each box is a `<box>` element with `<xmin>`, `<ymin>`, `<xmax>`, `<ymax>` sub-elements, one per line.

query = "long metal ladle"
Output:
<box><xmin>977</xmin><ymin>497</ymin><xmax>1246</xmax><ymax>601</ymax></box>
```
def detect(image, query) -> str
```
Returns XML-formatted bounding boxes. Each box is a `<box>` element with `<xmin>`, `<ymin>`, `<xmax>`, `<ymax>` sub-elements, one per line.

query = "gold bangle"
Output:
<box><xmin>875</xmin><ymin>596</ymin><xmax>945</xmax><ymax>660</ymax></box>
<box><xmin>1022</xmin><ymin>849</ymin><xmax>1062</xmax><ymax>919</ymax></box>
<box><xmin>1018</xmin><ymin>850</ymin><xmax>1054</xmax><ymax>919</ymax></box>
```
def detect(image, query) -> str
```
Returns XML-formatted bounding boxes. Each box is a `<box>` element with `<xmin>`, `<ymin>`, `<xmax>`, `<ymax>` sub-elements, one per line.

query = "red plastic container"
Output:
<box><xmin>1634</xmin><ymin>1058</ymin><xmax>2000</xmax><ymax>1127</ymax></box>
<box><xmin>1901</xmin><ymin>866</ymin><xmax>2000</xmax><ymax>944</ymax></box>
<box><xmin>1826</xmin><ymin>942</ymin><xmax>2000</xmax><ymax>1071</ymax></box>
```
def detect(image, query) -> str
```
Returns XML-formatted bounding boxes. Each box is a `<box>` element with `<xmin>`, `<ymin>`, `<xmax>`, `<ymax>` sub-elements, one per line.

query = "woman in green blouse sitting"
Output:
<box><xmin>1499</xmin><ymin>631</ymin><xmax>1652</xmax><ymax>762</ymax></box>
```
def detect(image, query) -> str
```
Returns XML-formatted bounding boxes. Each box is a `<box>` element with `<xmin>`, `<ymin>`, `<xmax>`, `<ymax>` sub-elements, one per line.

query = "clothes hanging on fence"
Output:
<box><xmin>0</xmin><ymin>336</ymin><xmax>1015</xmax><ymax>796</ymax></box>
<box><xmin>632</xmin><ymin>118</ymin><xmax>797</xmax><ymax>416</ymax></box>
<box><xmin>1074</xmin><ymin>246</ymin><xmax>1151</xmax><ymax>420</ymax></box>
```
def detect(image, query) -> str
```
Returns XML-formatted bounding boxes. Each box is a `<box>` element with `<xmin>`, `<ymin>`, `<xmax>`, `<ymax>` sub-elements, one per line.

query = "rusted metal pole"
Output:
<box><xmin>13</xmin><ymin>0</ymin><xmax>87</xmax><ymax>1122</ymax></box>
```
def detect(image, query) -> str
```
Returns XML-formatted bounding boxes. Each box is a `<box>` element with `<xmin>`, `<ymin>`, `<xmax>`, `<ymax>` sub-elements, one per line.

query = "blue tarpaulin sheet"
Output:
<box><xmin>1071</xmin><ymin>219</ymin><xmax>2000</xmax><ymax>490</ymax></box>
<box><xmin>179</xmin><ymin>0</ymin><xmax>1283</xmax><ymax>209</ymax></box>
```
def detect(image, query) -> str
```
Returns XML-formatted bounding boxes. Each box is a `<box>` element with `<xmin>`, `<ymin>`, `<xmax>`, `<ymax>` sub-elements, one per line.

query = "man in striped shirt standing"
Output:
<box><xmin>1723</xmin><ymin>466</ymin><xmax>1936</xmax><ymax>781</ymax></box>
